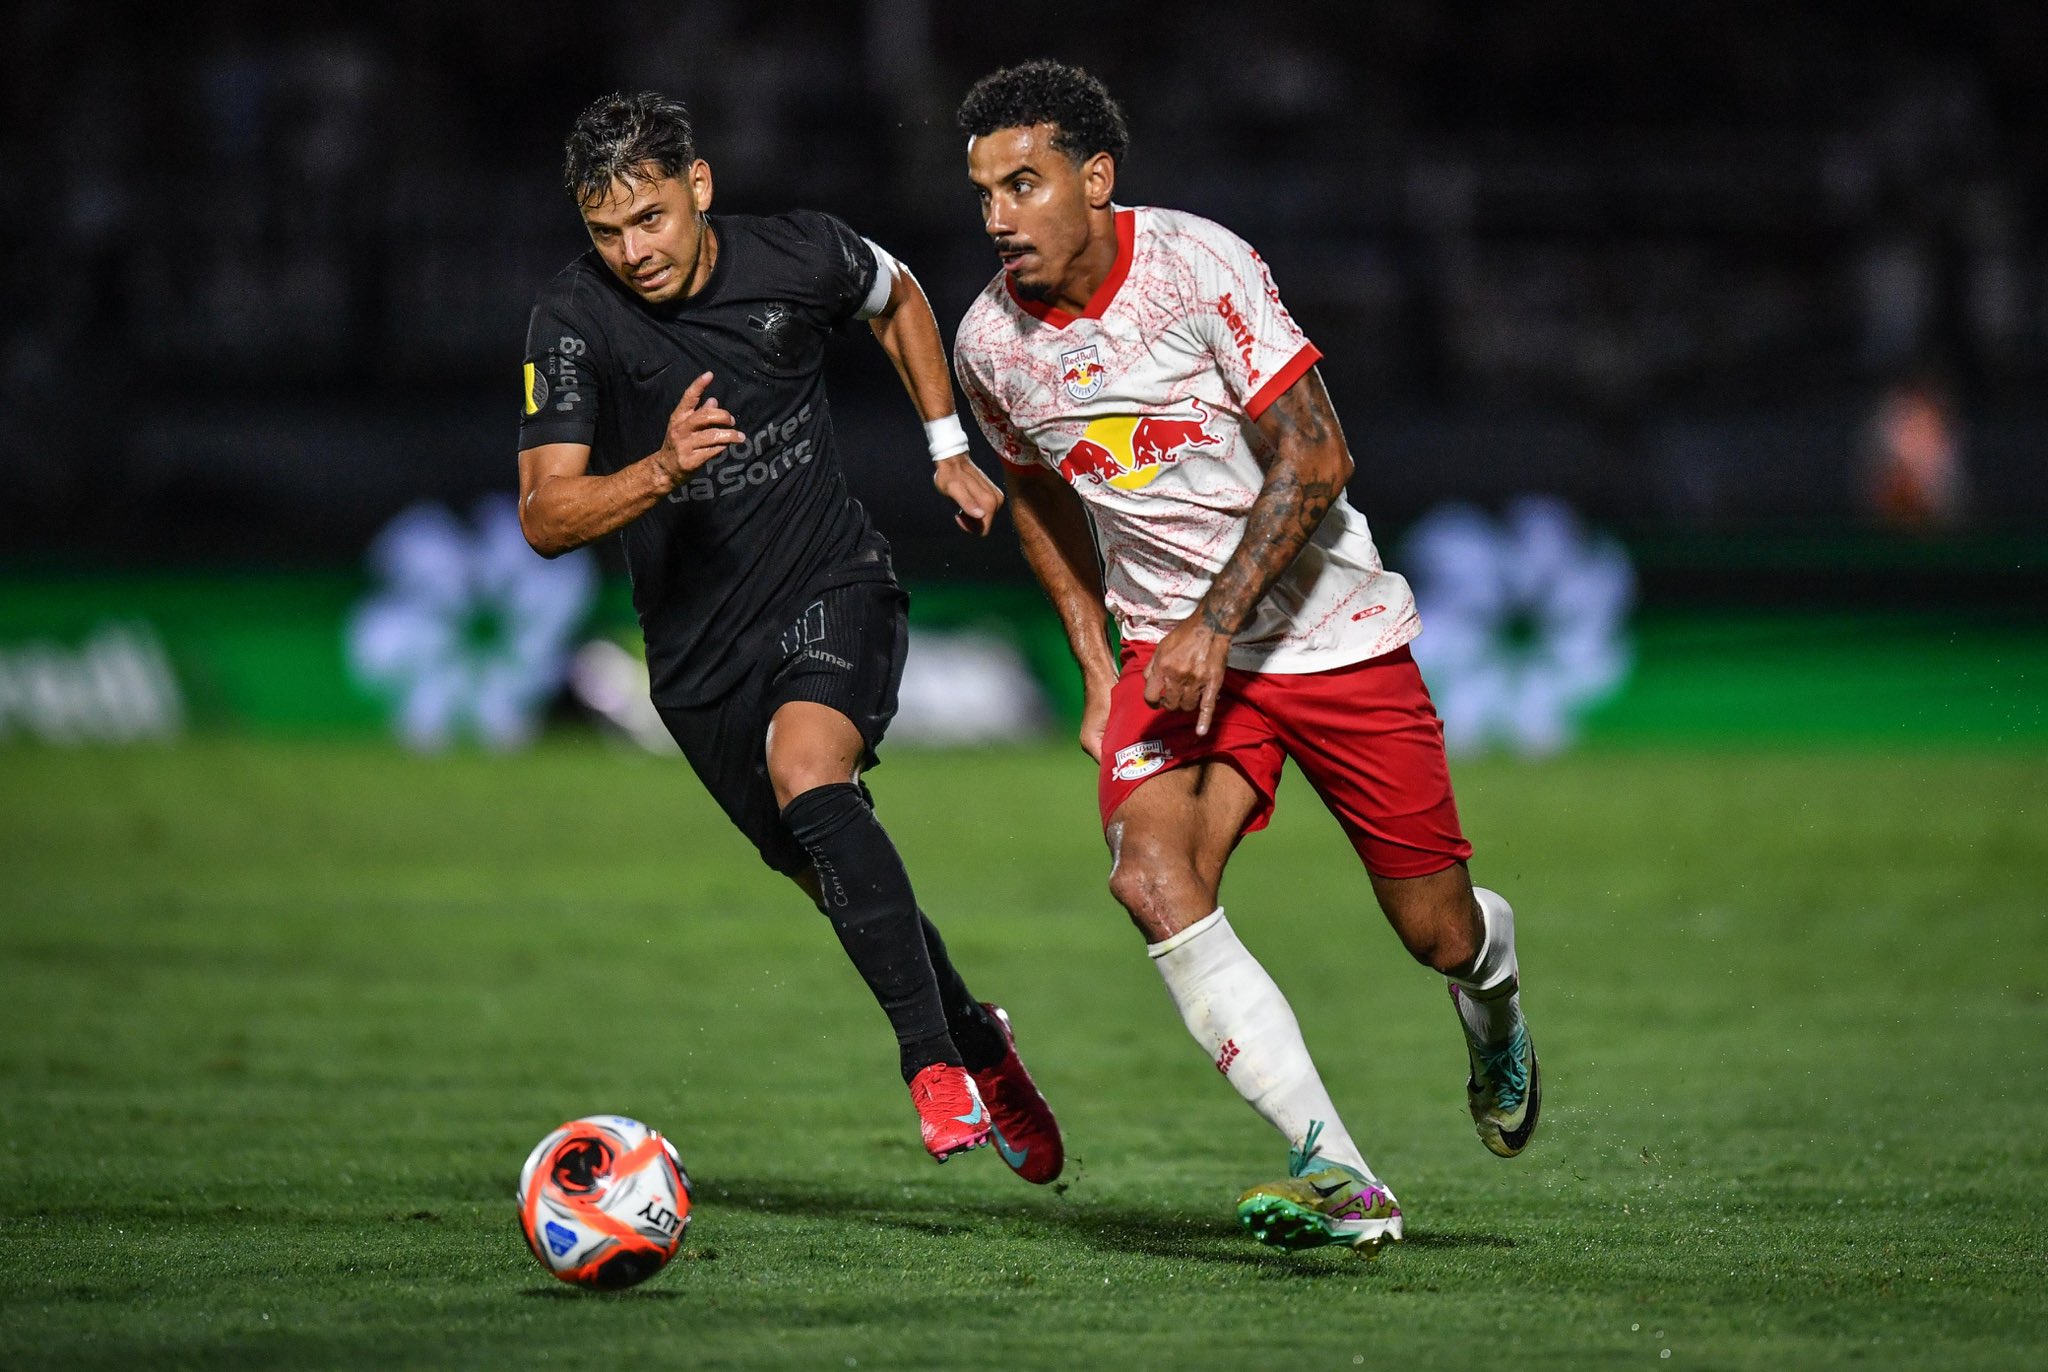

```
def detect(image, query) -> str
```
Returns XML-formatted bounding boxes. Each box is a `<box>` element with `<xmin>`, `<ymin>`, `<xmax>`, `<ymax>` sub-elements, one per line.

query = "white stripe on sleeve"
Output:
<box><xmin>855</xmin><ymin>237</ymin><xmax>899</xmax><ymax>319</ymax></box>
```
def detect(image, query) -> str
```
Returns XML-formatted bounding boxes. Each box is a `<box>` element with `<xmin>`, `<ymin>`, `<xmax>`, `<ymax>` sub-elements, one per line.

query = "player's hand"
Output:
<box><xmin>1079</xmin><ymin>678</ymin><xmax>1112</xmax><ymax>763</ymax></box>
<box><xmin>1143</xmin><ymin>617</ymin><xmax>1232</xmax><ymax>737</ymax></box>
<box><xmin>652</xmin><ymin>372</ymin><xmax>744</xmax><ymax>489</ymax></box>
<box><xmin>933</xmin><ymin>454</ymin><xmax>1005</xmax><ymax>536</ymax></box>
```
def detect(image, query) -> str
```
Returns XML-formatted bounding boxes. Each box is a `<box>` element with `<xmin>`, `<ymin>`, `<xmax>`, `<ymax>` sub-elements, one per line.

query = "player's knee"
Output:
<box><xmin>1415</xmin><ymin>926</ymin><xmax>1481</xmax><ymax>975</ymax></box>
<box><xmin>770</xmin><ymin>761</ymin><xmax>853</xmax><ymax>811</ymax></box>
<box><xmin>770</xmin><ymin>774</ymin><xmax>860</xmax><ymax>827</ymax></box>
<box><xmin>1106</xmin><ymin>841</ymin><xmax>1199</xmax><ymax>930</ymax></box>
<box><xmin>1385</xmin><ymin>894</ymin><xmax>1481</xmax><ymax>974</ymax></box>
<box><xmin>765</xmin><ymin>704</ymin><xmax>864</xmax><ymax>809</ymax></box>
<box><xmin>770</xmin><ymin>770</ymin><xmax>816</xmax><ymax>810</ymax></box>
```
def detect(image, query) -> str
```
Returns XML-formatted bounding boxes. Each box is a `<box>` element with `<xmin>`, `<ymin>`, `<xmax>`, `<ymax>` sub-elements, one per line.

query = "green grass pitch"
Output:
<box><xmin>2</xmin><ymin>739</ymin><xmax>2044</xmax><ymax>1368</ymax></box>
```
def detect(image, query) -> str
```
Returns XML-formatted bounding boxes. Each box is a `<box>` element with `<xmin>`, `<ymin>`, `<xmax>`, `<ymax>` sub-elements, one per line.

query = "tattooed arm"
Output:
<box><xmin>1141</xmin><ymin>367</ymin><xmax>1354</xmax><ymax>734</ymax></box>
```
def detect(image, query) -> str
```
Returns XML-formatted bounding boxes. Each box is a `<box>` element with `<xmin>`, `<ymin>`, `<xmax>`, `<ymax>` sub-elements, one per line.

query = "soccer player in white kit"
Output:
<box><xmin>952</xmin><ymin>61</ymin><xmax>1541</xmax><ymax>1253</ymax></box>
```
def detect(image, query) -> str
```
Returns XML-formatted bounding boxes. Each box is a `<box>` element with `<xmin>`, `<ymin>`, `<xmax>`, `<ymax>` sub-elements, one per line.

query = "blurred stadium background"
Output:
<box><xmin>4</xmin><ymin>5</ymin><xmax>2046</xmax><ymax>1366</ymax></box>
<box><xmin>3</xmin><ymin>0</ymin><xmax>2044</xmax><ymax>749</ymax></box>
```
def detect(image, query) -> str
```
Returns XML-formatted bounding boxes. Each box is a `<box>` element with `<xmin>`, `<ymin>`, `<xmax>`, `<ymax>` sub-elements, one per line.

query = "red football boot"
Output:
<box><xmin>908</xmin><ymin>1063</ymin><xmax>991</xmax><ymax>1163</ymax></box>
<box><xmin>971</xmin><ymin>1004</ymin><xmax>1065</xmax><ymax>1184</ymax></box>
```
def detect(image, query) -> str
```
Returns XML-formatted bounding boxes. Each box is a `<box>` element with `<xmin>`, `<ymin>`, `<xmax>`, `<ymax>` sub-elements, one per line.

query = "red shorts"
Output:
<box><xmin>1097</xmin><ymin>642</ymin><xmax>1472</xmax><ymax>879</ymax></box>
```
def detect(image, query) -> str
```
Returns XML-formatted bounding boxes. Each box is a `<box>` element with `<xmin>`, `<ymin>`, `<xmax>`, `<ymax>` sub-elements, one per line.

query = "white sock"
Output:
<box><xmin>1147</xmin><ymin>908</ymin><xmax>1379</xmax><ymax>1182</ymax></box>
<box><xmin>1449</xmin><ymin>887</ymin><xmax>1523</xmax><ymax>1047</ymax></box>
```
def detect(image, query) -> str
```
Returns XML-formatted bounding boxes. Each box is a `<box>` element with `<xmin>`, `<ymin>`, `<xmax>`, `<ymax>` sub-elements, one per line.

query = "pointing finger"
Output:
<box><xmin>678</xmin><ymin>371</ymin><xmax>713</xmax><ymax>411</ymax></box>
<box><xmin>1195</xmin><ymin>676</ymin><xmax>1220</xmax><ymax>737</ymax></box>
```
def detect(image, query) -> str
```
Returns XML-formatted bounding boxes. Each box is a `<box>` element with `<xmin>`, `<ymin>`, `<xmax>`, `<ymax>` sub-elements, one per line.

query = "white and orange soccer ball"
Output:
<box><xmin>516</xmin><ymin>1115</ymin><xmax>692</xmax><ymax>1289</ymax></box>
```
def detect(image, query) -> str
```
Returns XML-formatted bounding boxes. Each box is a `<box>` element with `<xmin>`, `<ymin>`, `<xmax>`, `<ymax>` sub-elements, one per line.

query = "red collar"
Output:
<box><xmin>1005</xmin><ymin>208</ymin><xmax>1134</xmax><ymax>329</ymax></box>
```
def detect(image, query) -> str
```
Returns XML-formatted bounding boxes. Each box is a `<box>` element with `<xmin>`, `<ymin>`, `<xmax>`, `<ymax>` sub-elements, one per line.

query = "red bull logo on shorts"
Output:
<box><xmin>1056</xmin><ymin>400</ymin><xmax>1227</xmax><ymax>492</ymax></box>
<box><xmin>1112</xmin><ymin>738</ymin><xmax>1174</xmax><ymax>781</ymax></box>
<box><xmin>1059</xmin><ymin>344</ymin><xmax>1107</xmax><ymax>401</ymax></box>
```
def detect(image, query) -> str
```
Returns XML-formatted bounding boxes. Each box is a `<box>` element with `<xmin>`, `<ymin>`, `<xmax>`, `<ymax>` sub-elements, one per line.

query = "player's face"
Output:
<box><xmin>579</xmin><ymin>161</ymin><xmax>715</xmax><ymax>304</ymax></box>
<box><xmin>967</xmin><ymin>125</ymin><xmax>1115</xmax><ymax>306</ymax></box>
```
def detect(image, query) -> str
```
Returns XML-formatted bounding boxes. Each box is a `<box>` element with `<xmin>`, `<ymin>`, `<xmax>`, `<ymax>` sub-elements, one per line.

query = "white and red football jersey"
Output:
<box><xmin>955</xmin><ymin>205</ymin><xmax>1417</xmax><ymax>673</ymax></box>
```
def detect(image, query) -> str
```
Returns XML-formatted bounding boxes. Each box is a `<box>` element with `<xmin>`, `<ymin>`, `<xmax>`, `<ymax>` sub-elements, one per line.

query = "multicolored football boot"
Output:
<box><xmin>970</xmin><ymin>1004</ymin><xmax>1064</xmax><ymax>1184</ymax></box>
<box><xmin>1235</xmin><ymin>1121</ymin><xmax>1404</xmax><ymax>1254</ymax></box>
<box><xmin>908</xmin><ymin>1063</ymin><xmax>990</xmax><ymax>1163</ymax></box>
<box><xmin>1451</xmin><ymin>980</ymin><xmax>1541</xmax><ymax>1157</ymax></box>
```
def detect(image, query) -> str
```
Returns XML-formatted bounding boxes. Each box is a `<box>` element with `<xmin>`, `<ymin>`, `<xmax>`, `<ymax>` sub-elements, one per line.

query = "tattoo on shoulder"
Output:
<box><xmin>1265</xmin><ymin>369</ymin><xmax>1333</xmax><ymax>447</ymax></box>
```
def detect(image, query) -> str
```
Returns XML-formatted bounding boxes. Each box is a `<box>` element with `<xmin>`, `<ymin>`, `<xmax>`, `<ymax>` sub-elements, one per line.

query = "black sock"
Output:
<box><xmin>781</xmin><ymin>783</ymin><xmax>960</xmax><ymax>1082</ymax></box>
<box><xmin>916</xmin><ymin>912</ymin><xmax>1008</xmax><ymax>1073</ymax></box>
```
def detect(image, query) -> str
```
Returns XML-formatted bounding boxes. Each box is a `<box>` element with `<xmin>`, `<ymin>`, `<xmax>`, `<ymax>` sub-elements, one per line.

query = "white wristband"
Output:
<box><xmin>925</xmin><ymin>414</ymin><xmax>970</xmax><ymax>463</ymax></box>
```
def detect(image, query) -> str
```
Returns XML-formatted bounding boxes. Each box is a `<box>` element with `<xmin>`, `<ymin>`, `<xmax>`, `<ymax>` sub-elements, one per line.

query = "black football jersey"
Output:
<box><xmin>518</xmin><ymin>210</ymin><xmax>893</xmax><ymax>706</ymax></box>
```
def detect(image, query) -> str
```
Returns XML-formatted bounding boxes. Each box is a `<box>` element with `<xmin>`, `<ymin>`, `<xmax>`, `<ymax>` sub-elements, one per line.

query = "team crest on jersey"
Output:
<box><xmin>748</xmin><ymin>303</ymin><xmax>803</xmax><ymax>370</ymax></box>
<box><xmin>1112</xmin><ymin>738</ymin><xmax>1174</xmax><ymax>782</ymax></box>
<box><xmin>1059</xmin><ymin>344</ymin><xmax>1107</xmax><ymax>401</ymax></box>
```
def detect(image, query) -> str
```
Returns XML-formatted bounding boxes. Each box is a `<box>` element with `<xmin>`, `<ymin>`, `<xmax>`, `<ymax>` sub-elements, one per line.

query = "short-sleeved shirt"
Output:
<box><xmin>954</xmin><ymin>205</ymin><xmax>1418</xmax><ymax>674</ymax></box>
<box><xmin>519</xmin><ymin>210</ymin><xmax>893</xmax><ymax>706</ymax></box>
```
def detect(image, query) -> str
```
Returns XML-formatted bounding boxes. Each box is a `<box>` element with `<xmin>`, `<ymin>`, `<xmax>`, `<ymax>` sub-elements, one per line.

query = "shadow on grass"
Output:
<box><xmin>701</xmin><ymin>1175</ymin><xmax>1511</xmax><ymax>1271</ymax></box>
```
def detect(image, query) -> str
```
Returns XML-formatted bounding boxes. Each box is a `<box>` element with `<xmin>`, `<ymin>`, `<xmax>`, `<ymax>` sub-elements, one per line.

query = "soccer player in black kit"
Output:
<box><xmin>516</xmin><ymin>92</ymin><xmax>1062</xmax><ymax>1181</ymax></box>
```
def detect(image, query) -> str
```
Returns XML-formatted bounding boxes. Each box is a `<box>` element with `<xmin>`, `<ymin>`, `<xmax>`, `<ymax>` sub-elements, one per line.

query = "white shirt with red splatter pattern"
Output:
<box><xmin>955</xmin><ymin>204</ymin><xmax>1418</xmax><ymax>673</ymax></box>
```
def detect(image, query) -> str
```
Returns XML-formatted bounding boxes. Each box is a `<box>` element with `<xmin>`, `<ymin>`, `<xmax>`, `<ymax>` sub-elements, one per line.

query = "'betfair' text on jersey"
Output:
<box><xmin>667</xmin><ymin>403</ymin><xmax>816</xmax><ymax>505</ymax></box>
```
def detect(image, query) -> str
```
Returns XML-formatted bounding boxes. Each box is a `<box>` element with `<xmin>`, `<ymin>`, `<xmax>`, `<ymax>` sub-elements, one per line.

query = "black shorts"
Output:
<box><xmin>656</xmin><ymin>579</ymin><xmax>908</xmax><ymax>875</ymax></box>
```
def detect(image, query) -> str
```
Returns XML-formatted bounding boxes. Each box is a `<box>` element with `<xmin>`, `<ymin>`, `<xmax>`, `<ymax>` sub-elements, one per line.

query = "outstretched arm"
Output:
<box><xmin>1141</xmin><ymin>367</ymin><xmax>1354</xmax><ymax>733</ymax></box>
<box><xmin>866</xmin><ymin>259</ymin><xmax>1005</xmax><ymax>536</ymax></box>
<box><xmin>1007</xmin><ymin>460</ymin><xmax>1119</xmax><ymax>760</ymax></box>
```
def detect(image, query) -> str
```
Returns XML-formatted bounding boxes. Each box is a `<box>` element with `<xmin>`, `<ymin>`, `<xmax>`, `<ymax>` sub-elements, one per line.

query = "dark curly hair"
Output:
<box><xmin>563</xmin><ymin>91</ymin><xmax>697</xmax><ymax>206</ymax></box>
<box><xmin>957</xmin><ymin>60</ymin><xmax>1129</xmax><ymax>166</ymax></box>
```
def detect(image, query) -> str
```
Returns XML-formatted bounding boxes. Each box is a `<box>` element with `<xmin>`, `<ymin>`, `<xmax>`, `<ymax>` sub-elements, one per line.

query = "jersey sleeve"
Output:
<box><xmin>1178</xmin><ymin>217</ymin><xmax>1322</xmax><ymax>421</ymax></box>
<box><xmin>784</xmin><ymin>210</ymin><xmax>883</xmax><ymax>328</ymax></box>
<box><xmin>517</xmin><ymin>278</ymin><xmax>605</xmax><ymax>450</ymax></box>
<box><xmin>954</xmin><ymin>345</ymin><xmax>1038</xmax><ymax>470</ymax></box>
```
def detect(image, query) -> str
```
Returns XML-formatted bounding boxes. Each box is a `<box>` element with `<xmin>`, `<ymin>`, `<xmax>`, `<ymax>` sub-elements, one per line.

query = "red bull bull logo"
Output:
<box><xmin>1059</xmin><ymin>344</ymin><xmax>1107</xmax><ymax>401</ymax></box>
<box><xmin>1056</xmin><ymin>401</ymin><xmax>1227</xmax><ymax>492</ymax></box>
<box><xmin>1061</xmin><ymin>436</ymin><xmax>1122</xmax><ymax>484</ymax></box>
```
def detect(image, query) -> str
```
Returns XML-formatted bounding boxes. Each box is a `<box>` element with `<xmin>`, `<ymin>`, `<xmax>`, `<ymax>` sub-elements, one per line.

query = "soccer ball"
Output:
<box><xmin>516</xmin><ymin>1115</ymin><xmax>692</xmax><ymax>1289</ymax></box>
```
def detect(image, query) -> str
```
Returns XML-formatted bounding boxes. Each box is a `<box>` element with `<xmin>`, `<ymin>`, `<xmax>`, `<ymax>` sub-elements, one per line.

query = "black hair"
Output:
<box><xmin>956</xmin><ymin>60</ymin><xmax>1129</xmax><ymax>166</ymax></box>
<box><xmin>562</xmin><ymin>91</ymin><xmax>697</xmax><ymax>205</ymax></box>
